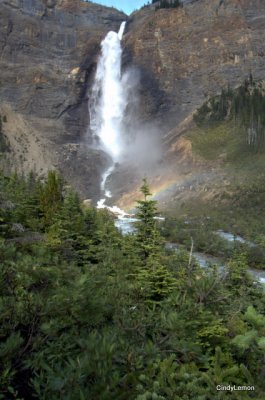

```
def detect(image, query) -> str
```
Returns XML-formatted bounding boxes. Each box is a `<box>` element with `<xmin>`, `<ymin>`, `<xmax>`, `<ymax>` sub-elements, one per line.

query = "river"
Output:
<box><xmin>115</xmin><ymin>217</ymin><xmax>265</xmax><ymax>286</ymax></box>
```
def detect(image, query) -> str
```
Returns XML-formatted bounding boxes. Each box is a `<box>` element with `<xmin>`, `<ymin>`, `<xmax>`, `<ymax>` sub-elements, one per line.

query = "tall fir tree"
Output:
<box><xmin>135</xmin><ymin>178</ymin><xmax>163</xmax><ymax>260</ymax></box>
<box><xmin>135</xmin><ymin>179</ymin><xmax>176</xmax><ymax>303</ymax></box>
<box><xmin>39</xmin><ymin>171</ymin><xmax>63</xmax><ymax>226</ymax></box>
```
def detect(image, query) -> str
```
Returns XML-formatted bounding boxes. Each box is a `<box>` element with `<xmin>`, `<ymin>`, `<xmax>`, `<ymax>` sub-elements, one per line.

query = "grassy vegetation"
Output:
<box><xmin>189</xmin><ymin>122</ymin><xmax>243</xmax><ymax>162</ymax></box>
<box><xmin>164</xmin><ymin>79</ymin><xmax>265</xmax><ymax>268</ymax></box>
<box><xmin>188</xmin><ymin>126</ymin><xmax>265</xmax><ymax>238</ymax></box>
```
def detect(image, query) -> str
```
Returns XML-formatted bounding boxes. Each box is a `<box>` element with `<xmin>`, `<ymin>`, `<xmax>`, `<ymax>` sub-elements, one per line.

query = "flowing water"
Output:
<box><xmin>215</xmin><ymin>230</ymin><xmax>255</xmax><ymax>247</ymax></box>
<box><xmin>166</xmin><ymin>240</ymin><xmax>265</xmax><ymax>286</ymax></box>
<box><xmin>100</xmin><ymin>164</ymin><xmax>115</xmax><ymax>198</ymax></box>
<box><xmin>89</xmin><ymin>21</ymin><xmax>138</xmax><ymax>221</ymax></box>
<box><xmin>115</xmin><ymin>217</ymin><xmax>138</xmax><ymax>234</ymax></box>
<box><xmin>90</xmin><ymin>21</ymin><xmax>127</xmax><ymax>203</ymax></box>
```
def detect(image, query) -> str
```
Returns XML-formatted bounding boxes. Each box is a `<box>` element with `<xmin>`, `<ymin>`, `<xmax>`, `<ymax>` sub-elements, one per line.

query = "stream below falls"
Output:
<box><xmin>114</xmin><ymin>217</ymin><xmax>265</xmax><ymax>286</ymax></box>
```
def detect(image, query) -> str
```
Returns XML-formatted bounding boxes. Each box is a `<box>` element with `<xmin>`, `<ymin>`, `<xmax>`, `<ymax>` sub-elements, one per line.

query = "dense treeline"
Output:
<box><xmin>194</xmin><ymin>76</ymin><xmax>265</xmax><ymax>150</ymax></box>
<box><xmin>152</xmin><ymin>0</ymin><xmax>182</xmax><ymax>9</ymax></box>
<box><xmin>1</xmin><ymin>172</ymin><xmax>265</xmax><ymax>399</ymax></box>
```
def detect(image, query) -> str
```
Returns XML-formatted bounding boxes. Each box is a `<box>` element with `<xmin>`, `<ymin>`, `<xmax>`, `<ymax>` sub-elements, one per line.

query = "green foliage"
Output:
<box><xmin>194</xmin><ymin>77</ymin><xmax>265</xmax><ymax>151</ymax></box>
<box><xmin>194</xmin><ymin>86</ymin><xmax>234</xmax><ymax>126</ymax></box>
<box><xmin>0</xmin><ymin>115</ymin><xmax>9</xmax><ymax>153</ymax></box>
<box><xmin>133</xmin><ymin>179</ymin><xmax>175</xmax><ymax>305</ymax></box>
<box><xmin>232</xmin><ymin>80</ymin><xmax>265</xmax><ymax>149</ymax></box>
<box><xmin>39</xmin><ymin>171</ymin><xmax>63</xmax><ymax>226</ymax></box>
<box><xmin>162</xmin><ymin>216</ymin><xmax>232</xmax><ymax>258</ymax></box>
<box><xmin>153</xmin><ymin>0</ymin><xmax>182</xmax><ymax>9</ymax></box>
<box><xmin>0</xmin><ymin>171</ymin><xmax>265</xmax><ymax>399</ymax></box>
<box><xmin>136</xmin><ymin>179</ymin><xmax>164</xmax><ymax>260</ymax></box>
<box><xmin>231</xmin><ymin>306</ymin><xmax>265</xmax><ymax>381</ymax></box>
<box><xmin>226</xmin><ymin>253</ymin><xmax>252</xmax><ymax>291</ymax></box>
<box><xmin>136</xmin><ymin>262</ymin><xmax>177</xmax><ymax>303</ymax></box>
<box><xmin>161</xmin><ymin>140</ymin><xmax>265</xmax><ymax>270</ymax></box>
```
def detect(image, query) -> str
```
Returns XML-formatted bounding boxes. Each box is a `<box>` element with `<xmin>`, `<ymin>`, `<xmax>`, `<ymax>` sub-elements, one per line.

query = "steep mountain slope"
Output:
<box><xmin>125</xmin><ymin>0</ymin><xmax>265</xmax><ymax>129</ymax></box>
<box><xmin>1</xmin><ymin>0</ymin><xmax>265</xmax><ymax>206</ymax></box>
<box><xmin>115</xmin><ymin>0</ymin><xmax>265</xmax><ymax>210</ymax></box>
<box><xmin>0</xmin><ymin>0</ymin><xmax>126</xmax><ymax>199</ymax></box>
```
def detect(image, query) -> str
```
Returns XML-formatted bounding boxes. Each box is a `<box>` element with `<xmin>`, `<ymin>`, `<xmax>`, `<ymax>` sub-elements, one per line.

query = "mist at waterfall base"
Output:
<box><xmin>89</xmin><ymin>22</ymin><xmax>163</xmax><ymax>220</ymax></box>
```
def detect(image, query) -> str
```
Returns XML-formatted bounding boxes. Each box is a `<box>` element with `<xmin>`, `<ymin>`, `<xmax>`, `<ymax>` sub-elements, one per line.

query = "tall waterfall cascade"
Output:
<box><xmin>90</xmin><ymin>21</ymin><xmax>126</xmax><ymax>166</ymax></box>
<box><xmin>89</xmin><ymin>21</ymin><xmax>129</xmax><ymax>215</ymax></box>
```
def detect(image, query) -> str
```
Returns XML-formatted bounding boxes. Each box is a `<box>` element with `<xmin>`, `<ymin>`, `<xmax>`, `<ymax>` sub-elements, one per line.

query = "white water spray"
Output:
<box><xmin>89</xmin><ymin>21</ymin><xmax>135</xmax><ymax>221</ymax></box>
<box><xmin>90</xmin><ymin>22</ymin><xmax>126</xmax><ymax>163</ymax></box>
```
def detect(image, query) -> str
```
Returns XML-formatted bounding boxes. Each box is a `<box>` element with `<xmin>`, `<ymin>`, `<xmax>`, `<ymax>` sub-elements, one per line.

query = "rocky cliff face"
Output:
<box><xmin>0</xmin><ymin>0</ymin><xmax>126</xmax><ymax>200</ymax></box>
<box><xmin>115</xmin><ymin>0</ymin><xmax>265</xmax><ymax>208</ymax></box>
<box><xmin>125</xmin><ymin>0</ymin><xmax>265</xmax><ymax>133</ymax></box>
<box><xmin>1</xmin><ymin>0</ymin><xmax>265</xmax><ymax>205</ymax></box>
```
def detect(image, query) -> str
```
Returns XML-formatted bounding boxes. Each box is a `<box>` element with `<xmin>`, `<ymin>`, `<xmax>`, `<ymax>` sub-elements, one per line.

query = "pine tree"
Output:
<box><xmin>135</xmin><ymin>178</ymin><xmax>164</xmax><ymax>260</ymax></box>
<box><xmin>39</xmin><ymin>171</ymin><xmax>63</xmax><ymax>227</ymax></box>
<box><xmin>134</xmin><ymin>180</ymin><xmax>176</xmax><ymax>303</ymax></box>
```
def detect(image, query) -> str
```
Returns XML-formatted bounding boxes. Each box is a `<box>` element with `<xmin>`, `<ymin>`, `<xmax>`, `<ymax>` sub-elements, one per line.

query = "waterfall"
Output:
<box><xmin>90</xmin><ymin>22</ymin><xmax>126</xmax><ymax>169</ymax></box>
<box><xmin>89</xmin><ymin>21</ymin><xmax>131</xmax><ymax>216</ymax></box>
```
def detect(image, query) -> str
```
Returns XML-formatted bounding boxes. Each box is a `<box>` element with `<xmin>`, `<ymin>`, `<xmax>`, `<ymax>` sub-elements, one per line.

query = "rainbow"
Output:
<box><xmin>117</xmin><ymin>175</ymin><xmax>190</xmax><ymax>212</ymax></box>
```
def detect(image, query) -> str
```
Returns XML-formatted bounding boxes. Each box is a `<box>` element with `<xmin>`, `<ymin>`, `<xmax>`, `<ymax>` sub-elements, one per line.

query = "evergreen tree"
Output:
<box><xmin>134</xmin><ymin>179</ymin><xmax>176</xmax><ymax>303</ymax></box>
<box><xmin>39</xmin><ymin>171</ymin><xmax>63</xmax><ymax>226</ymax></box>
<box><xmin>135</xmin><ymin>178</ymin><xmax>164</xmax><ymax>260</ymax></box>
<box><xmin>154</xmin><ymin>0</ymin><xmax>182</xmax><ymax>9</ymax></box>
<box><xmin>1</xmin><ymin>170</ymin><xmax>265</xmax><ymax>398</ymax></box>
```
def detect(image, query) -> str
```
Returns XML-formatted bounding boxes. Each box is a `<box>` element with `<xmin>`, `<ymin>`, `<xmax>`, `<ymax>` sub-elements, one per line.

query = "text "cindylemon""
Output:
<box><xmin>216</xmin><ymin>385</ymin><xmax>255</xmax><ymax>392</ymax></box>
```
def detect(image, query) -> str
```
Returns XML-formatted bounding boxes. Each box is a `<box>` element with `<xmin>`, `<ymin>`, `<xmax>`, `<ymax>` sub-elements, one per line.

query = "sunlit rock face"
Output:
<box><xmin>0</xmin><ymin>0</ymin><xmax>126</xmax><ymax>200</ymax></box>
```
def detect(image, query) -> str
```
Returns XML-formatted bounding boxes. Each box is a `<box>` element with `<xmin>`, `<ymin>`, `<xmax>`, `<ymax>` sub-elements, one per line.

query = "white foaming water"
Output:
<box><xmin>90</xmin><ymin>21</ymin><xmax>127</xmax><ymax>161</ymax></box>
<box><xmin>100</xmin><ymin>164</ymin><xmax>115</xmax><ymax>198</ymax></box>
<box><xmin>90</xmin><ymin>22</ymin><xmax>140</xmax><ymax>228</ymax></box>
<box><xmin>97</xmin><ymin>198</ymin><xmax>133</xmax><ymax>220</ymax></box>
<box><xmin>90</xmin><ymin>21</ymin><xmax>128</xmax><ymax>210</ymax></box>
<box><xmin>118</xmin><ymin>21</ymin><xmax>126</xmax><ymax>41</ymax></box>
